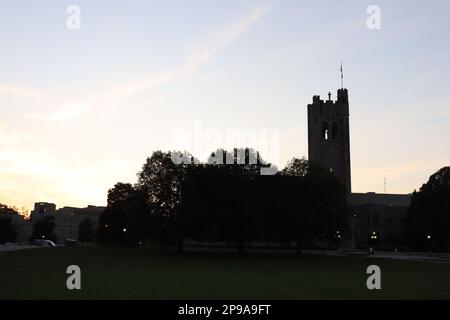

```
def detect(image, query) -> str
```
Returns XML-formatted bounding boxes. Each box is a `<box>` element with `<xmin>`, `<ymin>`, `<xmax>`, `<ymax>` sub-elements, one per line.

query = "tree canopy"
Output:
<box><xmin>0</xmin><ymin>203</ymin><xmax>20</xmax><ymax>244</ymax></box>
<box><xmin>407</xmin><ymin>167</ymin><xmax>450</xmax><ymax>250</ymax></box>
<box><xmin>31</xmin><ymin>216</ymin><xmax>57</xmax><ymax>243</ymax></box>
<box><xmin>97</xmin><ymin>149</ymin><xmax>349</xmax><ymax>252</ymax></box>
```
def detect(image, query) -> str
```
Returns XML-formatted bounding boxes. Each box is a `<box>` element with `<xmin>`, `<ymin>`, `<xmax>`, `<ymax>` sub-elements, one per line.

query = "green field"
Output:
<box><xmin>0</xmin><ymin>247</ymin><xmax>449</xmax><ymax>299</ymax></box>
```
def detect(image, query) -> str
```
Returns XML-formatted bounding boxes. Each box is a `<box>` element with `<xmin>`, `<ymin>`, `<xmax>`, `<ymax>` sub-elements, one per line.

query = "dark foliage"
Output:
<box><xmin>0</xmin><ymin>204</ymin><xmax>19</xmax><ymax>243</ymax></box>
<box><xmin>78</xmin><ymin>218</ymin><xmax>94</xmax><ymax>243</ymax></box>
<box><xmin>31</xmin><ymin>216</ymin><xmax>57</xmax><ymax>243</ymax></box>
<box><xmin>181</xmin><ymin>158</ymin><xmax>348</xmax><ymax>252</ymax></box>
<box><xmin>97</xmin><ymin>149</ymin><xmax>348</xmax><ymax>251</ymax></box>
<box><xmin>407</xmin><ymin>167</ymin><xmax>450</xmax><ymax>250</ymax></box>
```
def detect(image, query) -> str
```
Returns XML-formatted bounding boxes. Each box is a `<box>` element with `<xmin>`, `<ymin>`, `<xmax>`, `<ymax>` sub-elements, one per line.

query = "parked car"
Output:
<box><xmin>64</xmin><ymin>239</ymin><xmax>78</xmax><ymax>247</ymax></box>
<box><xmin>32</xmin><ymin>239</ymin><xmax>57</xmax><ymax>247</ymax></box>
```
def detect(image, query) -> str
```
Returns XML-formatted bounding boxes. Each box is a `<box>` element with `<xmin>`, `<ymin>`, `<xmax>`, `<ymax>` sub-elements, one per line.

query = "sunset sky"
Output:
<box><xmin>1</xmin><ymin>0</ymin><xmax>449</xmax><ymax>211</ymax></box>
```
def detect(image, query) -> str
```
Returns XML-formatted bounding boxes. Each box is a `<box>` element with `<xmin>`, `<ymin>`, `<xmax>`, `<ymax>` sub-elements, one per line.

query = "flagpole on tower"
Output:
<box><xmin>340</xmin><ymin>62</ymin><xmax>344</xmax><ymax>89</ymax></box>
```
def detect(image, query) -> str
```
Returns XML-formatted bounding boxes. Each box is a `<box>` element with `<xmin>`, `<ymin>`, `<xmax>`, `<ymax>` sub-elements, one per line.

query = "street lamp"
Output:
<box><xmin>104</xmin><ymin>224</ymin><xmax>109</xmax><ymax>244</ymax></box>
<box><xmin>369</xmin><ymin>232</ymin><xmax>378</xmax><ymax>255</ymax></box>
<box><xmin>427</xmin><ymin>234</ymin><xmax>431</xmax><ymax>256</ymax></box>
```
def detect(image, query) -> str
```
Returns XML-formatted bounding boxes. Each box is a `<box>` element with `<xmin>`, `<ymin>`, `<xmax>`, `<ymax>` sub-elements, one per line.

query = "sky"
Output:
<box><xmin>0</xmin><ymin>0</ymin><xmax>449</xmax><ymax>211</ymax></box>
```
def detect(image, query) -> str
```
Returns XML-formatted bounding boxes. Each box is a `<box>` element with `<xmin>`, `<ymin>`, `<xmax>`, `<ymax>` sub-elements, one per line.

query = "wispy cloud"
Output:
<box><xmin>0</xmin><ymin>83</ymin><xmax>91</xmax><ymax>122</ymax></box>
<box><xmin>0</xmin><ymin>124</ymin><xmax>38</xmax><ymax>146</ymax></box>
<box><xmin>0</xmin><ymin>84</ymin><xmax>55</xmax><ymax>100</ymax></box>
<box><xmin>100</xmin><ymin>3</ymin><xmax>274</xmax><ymax>102</ymax></box>
<box><xmin>0</xmin><ymin>3</ymin><xmax>276</xmax><ymax>209</ymax></box>
<box><xmin>0</xmin><ymin>3</ymin><xmax>274</xmax><ymax>122</ymax></box>
<box><xmin>25</xmin><ymin>102</ymin><xmax>90</xmax><ymax>122</ymax></box>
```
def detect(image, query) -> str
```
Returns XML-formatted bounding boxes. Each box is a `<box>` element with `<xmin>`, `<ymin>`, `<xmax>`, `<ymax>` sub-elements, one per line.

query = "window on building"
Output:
<box><xmin>322</xmin><ymin>122</ymin><xmax>329</xmax><ymax>140</ymax></box>
<box><xmin>332</xmin><ymin>122</ymin><xmax>338</xmax><ymax>139</ymax></box>
<box><xmin>385</xmin><ymin>216</ymin><xmax>393</xmax><ymax>224</ymax></box>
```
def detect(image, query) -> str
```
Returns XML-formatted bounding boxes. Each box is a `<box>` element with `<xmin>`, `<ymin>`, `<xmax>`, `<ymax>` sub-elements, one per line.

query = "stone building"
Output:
<box><xmin>307</xmin><ymin>87</ymin><xmax>411</xmax><ymax>247</ymax></box>
<box><xmin>308</xmin><ymin>88</ymin><xmax>351</xmax><ymax>193</ymax></box>
<box><xmin>30</xmin><ymin>202</ymin><xmax>56</xmax><ymax>222</ymax></box>
<box><xmin>28</xmin><ymin>202</ymin><xmax>105</xmax><ymax>243</ymax></box>
<box><xmin>349</xmin><ymin>192</ymin><xmax>411</xmax><ymax>248</ymax></box>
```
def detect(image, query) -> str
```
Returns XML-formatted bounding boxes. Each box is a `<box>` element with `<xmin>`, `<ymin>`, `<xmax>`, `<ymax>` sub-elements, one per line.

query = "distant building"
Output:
<box><xmin>307</xmin><ymin>87</ymin><xmax>411</xmax><ymax>247</ymax></box>
<box><xmin>349</xmin><ymin>192</ymin><xmax>411</xmax><ymax>248</ymax></box>
<box><xmin>30</xmin><ymin>202</ymin><xmax>56</xmax><ymax>222</ymax></box>
<box><xmin>27</xmin><ymin>202</ymin><xmax>105</xmax><ymax>243</ymax></box>
<box><xmin>308</xmin><ymin>89</ymin><xmax>351</xmax><ymax>193</ymax></box>
<box><xmin>54</xmin><ymin>205</ymin><xmax>105</xmax><ymax>241</ymax></box>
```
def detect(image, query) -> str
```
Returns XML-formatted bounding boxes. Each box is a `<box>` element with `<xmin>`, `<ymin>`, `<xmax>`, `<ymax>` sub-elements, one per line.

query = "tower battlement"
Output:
<box><xmin>309</xmin><ymin>88</ymin><xmax>348</xmax><ymax>104</ymax></box>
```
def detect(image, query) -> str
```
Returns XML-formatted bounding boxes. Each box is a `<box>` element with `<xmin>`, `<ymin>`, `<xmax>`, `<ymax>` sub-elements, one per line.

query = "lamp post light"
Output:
<box><xmin>104</xmin><ymin>224</ymin><xmax>109</xmax><ymax>244</ymax></box>
<box><xmin>122</xmin><ymin>227</ymin><xmax>128</xmax><ymax>245</ymax></box>
<box><xmin>427</xmin><ymin>235</ymin><xmax>431</xmax><ymax>256</ymax></box>
<box><xmin>369</xmin><ymin>232</ymin><xmax>378</xmax><ymax>255</ymax></box>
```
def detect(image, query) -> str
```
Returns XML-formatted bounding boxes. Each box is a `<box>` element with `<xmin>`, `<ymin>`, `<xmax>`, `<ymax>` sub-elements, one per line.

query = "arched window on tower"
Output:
<box><xmin>332</xmin><ymin>122</ymin><xmax>338</xmax><ymax>139</ymax></box>
<box><xmin>322</xmin><ymin>122</ymin><xmax>329</xmax><ymax>140</ymax></box>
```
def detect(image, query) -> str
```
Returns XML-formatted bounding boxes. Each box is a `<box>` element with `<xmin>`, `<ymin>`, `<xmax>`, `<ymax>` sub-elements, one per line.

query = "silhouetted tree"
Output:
<box><xmin>100</xmin><ymin>151</ymin><xmax>347</xmax><ymax>253</ymax></box>
<box><xmin>124</xmin><ymin>190</ymin><xmax>150</xmax><ymax>243</ymax></box>
<box><xmin>98</xmin><ymin>182</ymin><xmax>150</xmax><ymax>245</ymax></box>
<box><xmin>107</xmin><ymin>182</ymin><xmax>135</xmax><ymax>207</ymax></box>
<box><xmin>180</xmin><ymin>154</ymin><xmax>347</xmax><ymax>252</ymax></box>
<box><xmin>279</xmin><ymin>158</ymin><xmax>348</xmax><ymax>251</ymax></box>
<box><xmin>0</xmin><ymin>216</ymin><xmax>18</xmax><ymax>244</ymax></box>
<box><xmin>181</xmin><ymin>163</ymin><xmax>254</xmax><ymax>253</ymax></box>
<box><xmin>281</xmin><ymin>157</ymin><xmax>309</xmax><ymax>177</ymax></box>
<box><xmin>0</xmin><ymin>203</ymin><xmax>20</xmax><ymax>215</ymax></box>
<box><xmin>407</xmin><ymin>167</ymin><xmax>450</xmax><ymax>250</ymax></box>
<box><xmin>0</xmin><ymin>203</ymin><xmax>19</xmax><ymax>244</ymax></box>
<box><xmin>136</xmin><ymin>151</ymin><xmax>195</xmax><ymax>250</ymax></box>
<box><xmin>78</xmin><ymin>218</ymin><xmax>94</xmax><ymax>243</ymax></box>
<box><xmin>97</xmin><ymin>204</ymin><xmax>126</xmax><ymax>246</ymax></box>
<box><xmin>31</xmin><ymin>216</ymin><xmax>57</xmax><ymax>243</ymax></box>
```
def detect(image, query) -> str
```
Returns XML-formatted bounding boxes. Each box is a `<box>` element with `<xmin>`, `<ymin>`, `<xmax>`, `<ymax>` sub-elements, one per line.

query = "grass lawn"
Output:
<box><xmin>0</xmin><ymin>247</ymin><xmax>449</xmax><ymax>299</ymax></box>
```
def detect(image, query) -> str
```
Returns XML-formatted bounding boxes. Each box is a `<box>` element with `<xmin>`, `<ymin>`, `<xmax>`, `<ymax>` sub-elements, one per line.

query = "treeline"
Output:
<box><xmin>0</xmin><ymin>204</ymin><xmax>20</xmax><ymax>243</ymax></box>
<box><xmin>406</xmin><ymin>166</ymin><xmax>450</xmax><ymax>251</ymax></box>
<box><xmin>97</xmin><ymin>149</ymin><xmax>348</xmax><ymax>252</ymax></box>
<box><xmin>2</xmin><ymin>151</ymin><xmax>449</xmax><ymax>251</ymax></box>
